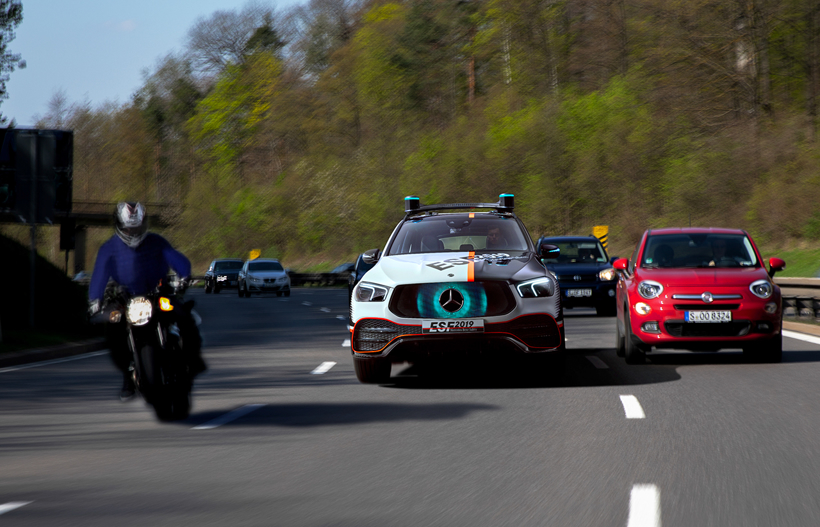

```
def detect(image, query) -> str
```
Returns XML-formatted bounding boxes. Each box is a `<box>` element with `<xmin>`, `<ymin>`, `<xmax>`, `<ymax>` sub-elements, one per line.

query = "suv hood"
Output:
<box><xmin>637</xmin><ymin>266</ymin><xmax>769</xmax><ymax>287</ymax></box>
<box><xmin>365</xmin><ymin>252</ymin><xmax>546</xmax><ymax>285</ymax></box>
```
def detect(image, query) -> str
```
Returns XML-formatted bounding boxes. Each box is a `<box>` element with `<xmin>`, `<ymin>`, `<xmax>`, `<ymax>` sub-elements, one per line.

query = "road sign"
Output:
<box><xmin>593</xmin><ymin>225</ymin><xmax>609</xmax><ymax>249</ymax></box>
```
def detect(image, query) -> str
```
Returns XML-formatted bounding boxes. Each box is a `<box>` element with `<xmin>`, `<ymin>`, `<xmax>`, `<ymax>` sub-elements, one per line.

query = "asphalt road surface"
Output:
<box><xmin>2</xmin><ymin>287</ymin><xmax>820</xmax><ymax>526</ymax></box>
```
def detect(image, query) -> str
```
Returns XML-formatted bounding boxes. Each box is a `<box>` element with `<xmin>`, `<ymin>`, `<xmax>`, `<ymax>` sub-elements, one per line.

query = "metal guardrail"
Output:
<box><xmin>188</xmin><ymin>273</ymin><xmax>349</xmax><ymax>288</ymax></box>
<box><xmin>288</xmin><ymin>272</ymin><xmax>349</xmax><ymax>287</ymax></box>
<box><xmin>775</xmin><ymin>278</ymin><xmax>820</xmax><ymax>319</ymax></box>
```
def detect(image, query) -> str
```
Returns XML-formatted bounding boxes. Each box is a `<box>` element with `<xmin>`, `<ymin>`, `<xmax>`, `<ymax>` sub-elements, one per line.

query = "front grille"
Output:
<box><xmin>665</xmin><ymin>320</ymin><xmax>751</xmax><ymax>337</ymax></box>
<box><xmin>390</xmin><ymin>281</ymin><xmax>515</xmax><ymax>318</ymax></box>
<box><xmin>487</xmin><ymin>314</ymin><xmax>562</xmax><ymax>348</ymax></box>
<box><xmin>556</xmin><ymin>274</ymin><xmax>597</xmax><ymax>283</ymax></box>
<box><xmin>353</xmin><ymin>319</ymin><xmax>418</xmax><ymax>352</ymax></box>
<box><xmin>673</xmin><ymin>304</ymin><xmax>740</xmax><ymax>311</ymax></box>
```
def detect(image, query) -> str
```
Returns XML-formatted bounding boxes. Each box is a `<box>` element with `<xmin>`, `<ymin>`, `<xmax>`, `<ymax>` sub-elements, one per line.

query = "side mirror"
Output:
<box><xmin>362</xmin><ymin>249</ymin><xmax>381</xmax><ymax>265</ymax></box>
<box><xmin>613</xmin><ymin>258</ymin><xmax>629</xmax><ymax>271</ymax></box>
<box><xmin>539</xmin><ymin>243</ymin><xmax>560</xmax><ymax>258</ymax></box>
<box><xmin>768</xmin><ymin>257</ymin><xmax>785</xmax><ymax>278</ymax></box>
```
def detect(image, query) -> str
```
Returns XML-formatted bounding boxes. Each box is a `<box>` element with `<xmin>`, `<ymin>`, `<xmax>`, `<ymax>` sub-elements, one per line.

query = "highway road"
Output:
<box><xmin>2</xmin><ymin>287</ymin><xmax>820</xmax><ymax>526</ymax></box>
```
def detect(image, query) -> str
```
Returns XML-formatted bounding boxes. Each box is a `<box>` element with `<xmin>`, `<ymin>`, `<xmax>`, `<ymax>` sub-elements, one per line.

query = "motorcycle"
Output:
<box><xmin>93</xmin><ymin>278</ymin><xmax>200</xmax><ymax>421</ymax></box>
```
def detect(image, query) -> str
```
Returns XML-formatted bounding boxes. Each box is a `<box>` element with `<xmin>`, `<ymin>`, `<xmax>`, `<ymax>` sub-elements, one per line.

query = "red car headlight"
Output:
<box><xmin>637</xmin><ymin>280</ymin><xmax>663</xmax><ymax>299</ymax></box>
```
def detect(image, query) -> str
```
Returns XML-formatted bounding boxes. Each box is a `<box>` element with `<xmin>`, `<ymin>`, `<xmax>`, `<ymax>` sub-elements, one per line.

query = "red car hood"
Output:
<box><xmin>636</xmin><ymin>267</ymin><xmax>770</xmax><ymax>287</ymax></box>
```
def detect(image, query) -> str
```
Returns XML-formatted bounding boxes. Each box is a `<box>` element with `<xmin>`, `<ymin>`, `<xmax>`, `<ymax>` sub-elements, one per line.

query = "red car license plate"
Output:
<box><xmin>685</xmin><ymin>310</ymin><xmax>732</xmax><ymax>323</ymax></box>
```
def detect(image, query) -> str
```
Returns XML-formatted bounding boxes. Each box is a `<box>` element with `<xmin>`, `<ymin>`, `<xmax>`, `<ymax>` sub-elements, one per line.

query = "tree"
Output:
<box><xmin>0</xmin><ymin>0</ymin><xmax>23</xmax><ymax>124</ymax></box>
<box><xmin>185</xmin><ymin>2</ymin><xmax>277</xmax><ymax>77</ymax></box>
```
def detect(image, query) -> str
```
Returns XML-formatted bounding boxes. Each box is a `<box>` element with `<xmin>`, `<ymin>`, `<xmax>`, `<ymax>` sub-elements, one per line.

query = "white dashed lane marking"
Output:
<box><xmin>320</xmin><ymin>307</ymin><xmax>331</xmax><ymax>313</ymax></box>
<box><xmin>783</xmin><ymin>330</ymin><xmax>820</xmax><ymax>346</ymax></box>
<box><xmin>619</xmin><ymin>395</ymin><xmax>646</xmax><ymax>419</ymax></box>
<box><xmin>311</xmin><ymin>361</ymin><xmax>337</xmax><ymax>374</ymax></box>
<box><xmin>585</xmin><ymin>356</ymin><xmax>609</xmax><ymax>369</ymax></box>
<box><xmin>627</xmin><ymin>485</ymin><xmax>661</xmax><ymax>527</ymax></box>
<box><xmin>342</xmin><ymin>339</ymin><xmax>350</xmax><ymax>347</ymax></box>
<box><xmin>192</xmin><ymin>404</ymin><xmax>266</xmax><ymax>430</ymax></box>
<box><xmin>0</xmin><ymin>502</ymin><xmax>32</xmax><ymax>516</ymax></box>
<box><xmin>302</xmin><ymin>301</ymin><xmax>313</xmax><ymax>306</ymax></box>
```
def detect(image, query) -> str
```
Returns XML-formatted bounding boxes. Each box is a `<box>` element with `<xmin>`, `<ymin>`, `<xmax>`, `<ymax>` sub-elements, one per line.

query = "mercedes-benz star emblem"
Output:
<box><xmin>439</xmin><ymin>289</ymin><xmax>465</xmax><ymax>313</ymax></box>
<box><xmin>701</xmin><ymin>292</ymin><xmax>714</xmax><ymax>303</ymax></box>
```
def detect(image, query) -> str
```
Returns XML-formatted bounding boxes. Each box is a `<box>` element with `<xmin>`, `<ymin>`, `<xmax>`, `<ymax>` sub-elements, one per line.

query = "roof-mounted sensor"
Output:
<box><xmin>403</xmin><ymin>193</ymin><xmax>516</xmax><ymax>217</ymax></box>
<box><xmin>404</xmin><ymin>196</ymin><xmax>421</xmax><ymax>213</ymax></box>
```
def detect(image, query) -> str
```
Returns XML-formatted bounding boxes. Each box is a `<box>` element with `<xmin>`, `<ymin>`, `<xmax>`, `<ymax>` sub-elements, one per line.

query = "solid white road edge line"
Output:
<box><xmin>627</xmin><ymin>484</ymin><xmax>661</xmax><ymax>527</ymax></box>
<box><xmin>0</xmin><ymin>351</ymin><xmax>108</xmax><ymax>374</ymax></box>
<box><xmin>342</xmin><ymin>339</ymin><xmax>350</xmax><ymax>347</ymax></box>
<box><xmin>311</xmin><ymin>361</ymin><xmax>337</xmax><ymax>374</ymax></box>
<box><xmin>783</xmin><ymin>330</ymin><xmax>820</xmax><ymax>346</ymax></box>
<box><xmin>0</xmin><ymin>502</ymin><xmax>33</xmax><ymax>516</ymax></box>
<box><xmin>586</xmin><ymin>356</ymin><xmax>609</xmax><ymax>369</ymax></box>
<box><xmin>192</xmin><ymin>404</ymin><xmax>266</xmax><ymax>430</ymax></box>
<box><xmin>620</xmin><ymin>395</ymin><xmax>646</xmax><ymax>419</ymax></box>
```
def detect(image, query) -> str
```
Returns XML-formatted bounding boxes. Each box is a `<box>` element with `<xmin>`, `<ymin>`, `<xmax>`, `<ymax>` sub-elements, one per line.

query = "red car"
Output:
<box><xmin>613</xmin><ymin>228</ymin><xmax>786</xmax><ymax>364</ymax></box>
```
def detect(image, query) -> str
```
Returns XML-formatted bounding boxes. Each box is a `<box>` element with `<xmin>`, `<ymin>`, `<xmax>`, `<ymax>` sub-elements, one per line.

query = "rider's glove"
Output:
<box><xmin>88</xmin><ymin>299</ymin><xmax>101</xmax><ymax>317</ymax></box>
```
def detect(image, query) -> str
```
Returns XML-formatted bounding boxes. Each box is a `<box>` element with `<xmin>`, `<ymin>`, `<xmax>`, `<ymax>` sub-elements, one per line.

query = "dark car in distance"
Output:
<box><xmin>204</xmin><ymin>258</ymin><xmax>244</xmax><ymax>294</ymax></box>
<box><xmin>536</xmin><ymin>235</ymin><xmax>618</xmax><ymax>316</ymax></box>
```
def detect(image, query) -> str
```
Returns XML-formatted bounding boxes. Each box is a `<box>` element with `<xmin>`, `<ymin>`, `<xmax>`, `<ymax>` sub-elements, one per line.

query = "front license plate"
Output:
<box><xmin>685</xmin><ymin>310</ymin><xmax>732</xmax><ymax>323</ymax></box>
<box><xmin>422</xmin><ymin>319</ymin><xmax>485</xmax><ymax>334</ymax></box>
<box><xmin>566</xmin><ymin>289</ymin><xmax>592</xmax><ymax>297</ymax></box>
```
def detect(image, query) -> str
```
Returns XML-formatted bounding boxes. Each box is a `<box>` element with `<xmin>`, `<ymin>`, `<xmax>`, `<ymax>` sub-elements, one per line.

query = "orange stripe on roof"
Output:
<box><xmin>468</xmin><ymin>251</ymin><xmax>475</xmax><ymax>281</ymax></box>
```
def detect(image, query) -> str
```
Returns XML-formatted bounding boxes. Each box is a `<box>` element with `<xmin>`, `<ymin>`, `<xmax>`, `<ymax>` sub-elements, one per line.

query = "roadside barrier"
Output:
<box><xmin>776</xmin><ymin>278</ymin><xmax>820</xmax><ymax>319</ymax></box>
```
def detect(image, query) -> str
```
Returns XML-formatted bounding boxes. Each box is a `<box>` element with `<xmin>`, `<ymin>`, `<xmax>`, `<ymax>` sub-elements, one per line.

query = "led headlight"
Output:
<box><xmin>516</xmin><ymin>277</ymin><xmax>556</xmax><ymax>298</ymax></box>
<box><xmin>637</xmin><ymin>280</ymin><xmax>663</xmax><ymax>299</ymax></box>
<box><xmin>355</xmin><ymin>282</ymin><xmax>389</xmax><ymax>302</ymax></box>
<box><xmin>126</xmin><ymin>297</ymin><xmax>153</xmax><ymax>326</ymax></box>
<box><xmin>599</xmin><ymin>268</ymin><xmax>617</xmax><ymax>281</ymax></box>
<box><xmin>750</xmin><ymin>280</ymin><xmax>773</xmax><ymax>299</ymax></box>
<box><xmin>250</xmin><ymin>275</ymin><xmax>262</xmax><ymax>283</ymax></box>
<box><xmin>277</xmin><ymin>276</ymin><xmax>288</xmax><ymax>283</ymax></box>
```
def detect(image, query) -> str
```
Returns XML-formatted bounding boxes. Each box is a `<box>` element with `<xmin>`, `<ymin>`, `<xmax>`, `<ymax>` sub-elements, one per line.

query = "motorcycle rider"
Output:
<box><xmin>88</xmin><ymin>202</ymin><xmax>206</xmax><ymax>400</ymax></box>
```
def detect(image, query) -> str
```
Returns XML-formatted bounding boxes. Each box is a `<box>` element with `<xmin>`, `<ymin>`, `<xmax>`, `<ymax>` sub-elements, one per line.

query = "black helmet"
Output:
<box><xmin>114</xmin><ymin>202</ymin><xmax>148</xmax><ymax>248</ymax></box>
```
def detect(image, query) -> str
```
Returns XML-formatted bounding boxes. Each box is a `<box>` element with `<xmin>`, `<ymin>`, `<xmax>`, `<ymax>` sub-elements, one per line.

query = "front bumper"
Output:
<box><xmin>627</xmin><ymin>295</ymin><xmax>781</xmax><ymax>350</ymax></box>
<box><xmin>247</xmin><ymin>281</ymin><xmax>290</xmax><ymax>293</ymax></box>
<box><xmin>351</xmin><ymin>313</ymin><xmax>564</xmax><ymax>359</ymax></box>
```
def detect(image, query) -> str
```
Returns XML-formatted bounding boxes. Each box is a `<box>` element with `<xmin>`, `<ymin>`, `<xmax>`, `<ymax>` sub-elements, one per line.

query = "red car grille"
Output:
<box><xmin>664</xmin><ymin>320</ymin><xmax>751</xmax><ymax>337</ymax></box>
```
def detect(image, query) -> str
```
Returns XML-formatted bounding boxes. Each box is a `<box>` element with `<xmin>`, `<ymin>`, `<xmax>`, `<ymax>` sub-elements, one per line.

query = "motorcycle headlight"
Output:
<box><xmin>516</xmin><ymin>276</ymin><xmax>556</xmax><ymax>298</ymax></box>
<box><xmin>126</xmin><ymin>297</ymin><xmax>153</xmax><ymax>326</ymax></box>
<box><xmin>355</xmin><ymin>282</ymin><xmax>389</xmax><ymax>302</ymax></box>
<box><xmin>599</xmin><ymin>268</ymin><xmax>617</xmax><ymax>281</ymax></box>
<box><xmin>637</xmin><ymin>280</ymin><xmax>664</xmax><ymax>299</ymax></box>
<box><xmin>750</xmin><ymin>280</ymin><xmax>773</xmax><ymax>299</ymax></box>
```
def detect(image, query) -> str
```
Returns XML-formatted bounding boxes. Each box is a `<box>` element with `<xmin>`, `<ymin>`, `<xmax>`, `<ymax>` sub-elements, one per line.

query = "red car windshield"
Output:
<box><xmin>641</xmin><ymin>233</ymin><xmax>758</xmax><ymax>269</ymax></box>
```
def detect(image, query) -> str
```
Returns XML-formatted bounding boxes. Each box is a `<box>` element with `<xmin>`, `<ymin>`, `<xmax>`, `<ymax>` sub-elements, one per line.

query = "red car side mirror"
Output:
<box><xmin>613</xmin><ymin>258</ymin><xmax>629</xmax><ymax>271</ymax></box>
<box><xmin>768</xmin><ymin>257</ymin><xmax>785</xmax><ymax>278</ymax></box>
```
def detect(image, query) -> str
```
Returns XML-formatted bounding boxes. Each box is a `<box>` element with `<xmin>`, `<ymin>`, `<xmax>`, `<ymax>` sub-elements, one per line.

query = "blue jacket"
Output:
<box><xmin>89</xmin><ymin>233</ymin><xmax>192</xmax><ymax>302</ymax></box>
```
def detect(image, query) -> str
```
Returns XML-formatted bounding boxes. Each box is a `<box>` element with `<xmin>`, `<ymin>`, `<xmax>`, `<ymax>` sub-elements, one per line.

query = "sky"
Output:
<box><xmin>2</xmin><ymin>0</ymin><xmax>300</xmax><ymax>126</ymax></box>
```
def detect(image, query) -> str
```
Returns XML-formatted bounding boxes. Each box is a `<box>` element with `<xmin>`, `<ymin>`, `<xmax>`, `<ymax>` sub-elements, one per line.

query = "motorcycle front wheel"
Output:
<box><xmin>139</xmin><ymin>343</ymin><xmax>191</xmax><ymax>421</ymax></box>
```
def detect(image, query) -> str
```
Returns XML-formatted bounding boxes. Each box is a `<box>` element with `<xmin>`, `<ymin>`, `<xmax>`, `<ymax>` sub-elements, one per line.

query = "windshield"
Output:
<box><xmin>641</xmin><ymin>233</ymin><xmax>758</xmax><ymax>269</ymax></box>
<box><xmin>214</xmin><ymin>261</ymin><xmax>243</xmax><ymax>271</ymax></box>
<box><xmin>249</xmin><ymin>261</ymin><xmax>284</xmax><ymax>272</ymax></box>
<box><xmin>541</xmin><ymin>240</ymin><xmax>608</xmax><ymax>264</ymax></box>
<box><xmin>387</xmin><ymin>215</ymin><xmax>530</xmax><ymax>255</ymax></box>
